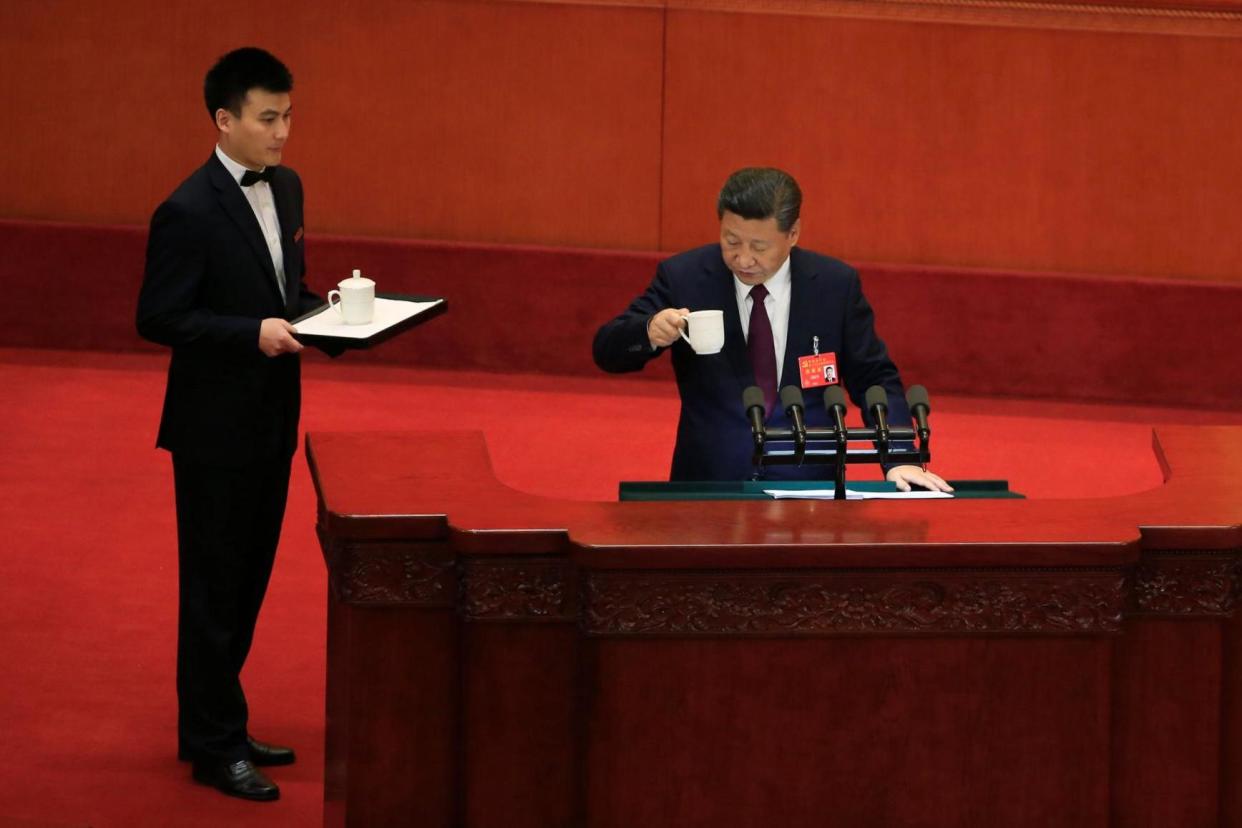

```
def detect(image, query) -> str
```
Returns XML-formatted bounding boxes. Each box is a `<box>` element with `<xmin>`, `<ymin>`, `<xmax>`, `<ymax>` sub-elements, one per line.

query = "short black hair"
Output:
<box><xmin>716</xmin><ymin>168</ymin><xmax>802</xmax><ymax>232</ymax></box>
<box><xmin>203</xmin><ymin>47</ymin><xmax>293</xmax><ymax>121</ymax></box>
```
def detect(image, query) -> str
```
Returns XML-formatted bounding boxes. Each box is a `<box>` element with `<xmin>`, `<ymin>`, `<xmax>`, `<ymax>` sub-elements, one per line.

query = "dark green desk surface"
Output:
<box><xmin>618</xmin><ymin>480</ymin><xmax>1022</xmax><ymax>501</ymax></box>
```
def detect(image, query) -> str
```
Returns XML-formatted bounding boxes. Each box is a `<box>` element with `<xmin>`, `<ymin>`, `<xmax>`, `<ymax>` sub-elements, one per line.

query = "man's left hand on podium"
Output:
<box><xmin>887</xmin><ymin>465</ymin><xmax>954</xmax><ymax>493</ymax></box>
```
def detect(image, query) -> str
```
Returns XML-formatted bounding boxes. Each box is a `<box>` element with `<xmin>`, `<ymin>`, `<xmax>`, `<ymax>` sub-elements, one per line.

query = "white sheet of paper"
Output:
<box><xmin>764</xmin><ymin>488</ymin><xmax>952</xmax><ymax>500</ymax></box>
<box><xmin>294</xmin><ymin>297</ymin><xmax>443</xmax><ymax>339</ymax></box>
<box><xmin>765</xmin><ymin>489</ymin><xmax>862</xmax><ymax>500</ymax></box>
<box><xmin>856</xmin><ymin>489</ymin><xmax>953</xmax><ymax>499</ymax></box>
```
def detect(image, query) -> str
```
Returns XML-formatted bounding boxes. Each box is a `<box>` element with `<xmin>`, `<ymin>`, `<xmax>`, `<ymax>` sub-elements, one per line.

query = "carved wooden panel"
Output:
<box><xmin>1130</xmin><ymin>551</ymin><xmax>1239</xmax><ymax>617</ymax></box>
<box><xmin>583</xmin><ymin>569</ymin><xmax>1128</xmax><ymax>636</ymax></box>
<box><xmin>321</xmin><ymin>534</ymin><xmax>457</xmax><ymax>606</ymax></box>
<box><xmin>318</xmin><ymin>525</ymin><xmax>1241</xmax><ymax>629</ymax></box>
<box><xmin>461</xmin><ymin>558</ymin><xmax>576</xmax><ymax>621</ymax></box>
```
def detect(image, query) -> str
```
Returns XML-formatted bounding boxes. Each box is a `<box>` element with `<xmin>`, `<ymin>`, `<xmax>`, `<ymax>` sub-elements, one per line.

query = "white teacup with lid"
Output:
<box><xmin>328</xmin><ymin>269</ymin><xmax>375</xmax><ymax>325</ymax></box>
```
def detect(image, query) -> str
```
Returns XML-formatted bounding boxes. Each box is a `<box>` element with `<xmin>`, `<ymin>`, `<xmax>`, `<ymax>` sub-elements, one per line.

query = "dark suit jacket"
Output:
<box><xmin>137</xmin><ymin>153</ymin><xmax>324</xmax><ymax>468</ymax></box>
<box><xmin>593</xmin><ymin>245</ymin><xmax>912</xmax><ymax>481</ymax></box>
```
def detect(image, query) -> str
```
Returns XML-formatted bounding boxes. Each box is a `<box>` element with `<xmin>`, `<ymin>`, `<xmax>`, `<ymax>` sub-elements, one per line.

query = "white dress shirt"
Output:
<box><xmin>733</xmin><ymin>255</ymin><xmax>792</xmax><ymax>385</ymax></box>
<box><xmin>214</xmin><ymin>144</ymin><xmax>286</xmax><ymax>300</ymax></box>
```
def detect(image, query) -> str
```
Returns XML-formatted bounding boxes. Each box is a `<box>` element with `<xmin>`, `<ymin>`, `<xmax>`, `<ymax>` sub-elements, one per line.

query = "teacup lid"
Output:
<box><xmin>339</xmin><ymin>268</ymin><xmax>375</xmax><ymax>289</ymax></box>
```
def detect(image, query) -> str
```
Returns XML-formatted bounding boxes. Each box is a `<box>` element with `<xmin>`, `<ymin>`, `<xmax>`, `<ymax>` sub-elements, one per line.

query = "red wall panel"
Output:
<box><xmin>660</xmin><ymin>10</ymin><xmax>1242</xmax><ymax>281</ymax></box>
<box><xmin>0</xmin><ymin>0</ymin><xmax>664</xmax><ymax>248</ymax></box>
<box><xmin>3</xmin><ymin>1</ymin><xmax>1242</xmax><ymax>281</ymax></box>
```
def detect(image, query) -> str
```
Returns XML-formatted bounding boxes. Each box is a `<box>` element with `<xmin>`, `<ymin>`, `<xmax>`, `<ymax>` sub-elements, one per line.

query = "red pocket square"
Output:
<box><xmin>293</xmin><ymin>226</ymin><xmax>304</xmax><ymax>242</ymax></box>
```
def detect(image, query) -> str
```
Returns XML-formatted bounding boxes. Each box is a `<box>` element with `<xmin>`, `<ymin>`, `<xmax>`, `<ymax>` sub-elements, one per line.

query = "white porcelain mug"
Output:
<box><xmin>679</xmin><ymin>309</ymin><xmax>725</xmax><ymax>355</ymax></box>
<box><xmin>327</xmin><ymin>270</ymin><xmax>375</xmax><ymax>325</ymax></box>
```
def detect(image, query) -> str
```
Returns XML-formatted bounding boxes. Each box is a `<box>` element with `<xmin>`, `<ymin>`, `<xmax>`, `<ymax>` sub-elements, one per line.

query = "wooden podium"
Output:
<box><xmin>306</xmin><ymin>427</ymin><xmax>1242</xmax><ymax>828</ymax></box>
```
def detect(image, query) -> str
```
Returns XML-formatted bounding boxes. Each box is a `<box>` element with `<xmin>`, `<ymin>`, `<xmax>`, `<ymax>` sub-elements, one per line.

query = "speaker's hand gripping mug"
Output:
<box><xmin>678</xmin><ymin>310</ymin><xmax>725</xmax><ymax>354</ymax></box>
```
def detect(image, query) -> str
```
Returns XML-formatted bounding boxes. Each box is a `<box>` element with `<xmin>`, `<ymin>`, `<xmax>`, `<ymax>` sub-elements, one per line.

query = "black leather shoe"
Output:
<box><xmin>248</xmin><ymin>735</ymin><xmax>296</xmax><ymax>767</ymax></box>
<box><xmin>192</xmin><ymin>758</ymin><xmax>280</xmax><ymax>801</ymax></box>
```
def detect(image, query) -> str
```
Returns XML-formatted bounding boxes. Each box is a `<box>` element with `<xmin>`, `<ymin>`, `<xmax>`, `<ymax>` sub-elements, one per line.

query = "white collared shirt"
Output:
<box><xmin>215</xmin><ymin>144</ymin><xmax>286</xmax><ymax>300</ymax></box>
<box><xmin>734</xmin><ymin>254</ymin><xmax>792</xmax><ymax>385</ymax></box>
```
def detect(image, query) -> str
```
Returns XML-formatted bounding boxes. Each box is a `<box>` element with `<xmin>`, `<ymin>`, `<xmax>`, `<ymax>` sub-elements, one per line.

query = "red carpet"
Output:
<box><xmin>0</xmin><ymin>347</ymin><xmax>1239</xmax><ymax>827</ymax></box>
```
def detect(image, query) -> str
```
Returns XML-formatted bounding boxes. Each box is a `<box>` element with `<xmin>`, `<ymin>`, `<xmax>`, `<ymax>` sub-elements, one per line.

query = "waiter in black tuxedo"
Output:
<box><xmin>137</xmin><ymin>47</ymin><xmax>326</xmax><ymax>802</ymax></box>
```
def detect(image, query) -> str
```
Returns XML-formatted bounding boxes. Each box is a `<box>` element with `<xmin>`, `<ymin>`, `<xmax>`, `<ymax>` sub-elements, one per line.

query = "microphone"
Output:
<box><xmin>779</xmin><ymin>385</ymin><xmax>807</xmax><ymax>457</ymax></box>
<box><xmin>906</xmin><ymin>384</ymin><xmax>931</xmax><ymax>440</ymax></box>
<box><xmin>823</xmin><ymin>385</ymin><xmax>848</xmax><ymax>439</ymax></box>
<box><xmin>865</xmin><ymin>385</ymin><xmax>890</xmax><ymax>448</ymax></box>
<box><xmin>742</xmin><ymin>386</ymin><xmax>767</xmax><ymax>450</ymax></box>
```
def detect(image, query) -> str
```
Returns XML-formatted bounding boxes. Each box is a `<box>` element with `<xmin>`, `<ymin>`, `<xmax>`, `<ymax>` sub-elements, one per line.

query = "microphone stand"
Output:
<box><xmin>831</xmin><ymin>424</ymin><xmax>847</xmax><ymax>500</ymax></box>
<box><xmin>742</xmin><ymin>386</ymin><xmax>934</xmax><ymax>496</ymax></box>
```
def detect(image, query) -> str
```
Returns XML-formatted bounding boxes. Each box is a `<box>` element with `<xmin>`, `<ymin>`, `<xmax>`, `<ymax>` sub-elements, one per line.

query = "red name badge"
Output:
<box><xmin>798</xmin><ymin>351</ymin><xmax>839</xmax><ymax>389</ymax></box>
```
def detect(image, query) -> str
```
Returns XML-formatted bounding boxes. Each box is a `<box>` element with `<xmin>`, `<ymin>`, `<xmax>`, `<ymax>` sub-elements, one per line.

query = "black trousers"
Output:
<box><xmin>172</xmin><ymin>453</ymin><xmax>293</xmax><ymax>763</ymax></box>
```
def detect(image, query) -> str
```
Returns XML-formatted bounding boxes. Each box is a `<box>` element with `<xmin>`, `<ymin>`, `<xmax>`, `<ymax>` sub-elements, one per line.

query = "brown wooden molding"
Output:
<box><xmin>461</xmin><ymin>558</ymin><xmax>577</xmax><ymax>621</ymax></box>
<box><xmin>1129</xmin><ymin>551</ymin><xmax>1240</xmax><ymax>616</ymax></box>
<box><xmin>324</xmin><ymin>536</ymin><xmax>1242</xmax><ymax>626</ymax></box>
<box><xmin>670</xmin><ymin>0</ymin><xmax>1242</xmax><ymax>21</ymax></box>
<box><xmin>328</xmin><ymin>545</ymin><xmax>1242</xmax><ymax>623</ymax></box>
<box><xmin>582</xmin><ymin>569</ymin><xmax>1129</xmax><ymax>635</ymax></box>
<box><xmin>490</xmin><ymin>0</ymin><xmax>1242</xmax><ymax>37</ymax></box>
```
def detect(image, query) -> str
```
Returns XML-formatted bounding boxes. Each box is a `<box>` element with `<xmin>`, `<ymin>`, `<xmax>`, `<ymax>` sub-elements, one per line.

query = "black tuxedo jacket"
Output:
<box><xmin>137</xmin><ymin>153</ymin><xmax>324</xmax><ymax>468</ymax></box>
<box><xmin>593</xmin><ymin>245</ymin><xmax>912</xmax><ymax>481</ymax></box>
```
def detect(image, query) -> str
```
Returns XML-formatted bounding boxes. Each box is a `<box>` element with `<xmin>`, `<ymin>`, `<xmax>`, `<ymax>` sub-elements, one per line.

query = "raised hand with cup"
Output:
<box><xmin>647</xmin><ymin>307</ymin><xmax>724</xmax><ymax>355</ymax></box>
<box><xmin>647</xmin><ymin>307</ymin><xmax>690</xmax><ymax>348</ymax></box>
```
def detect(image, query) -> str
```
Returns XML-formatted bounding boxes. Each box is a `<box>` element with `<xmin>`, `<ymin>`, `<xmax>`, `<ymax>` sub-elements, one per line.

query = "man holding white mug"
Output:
<box><xmin>593</xmin><ymin>167</ymin><xmax>949</xmax><ymax>492</ymax></box>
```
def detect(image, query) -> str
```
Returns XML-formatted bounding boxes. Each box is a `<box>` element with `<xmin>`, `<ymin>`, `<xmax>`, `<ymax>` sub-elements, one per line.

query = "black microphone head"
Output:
<box><xmin>906</xmin><ymin>384</ymin><xmax>930</xmax><ymax>412</ymax></box>
<box><xmin>779</xmin><ymin>385</ymin><xmax>804</xmax><ymax>413</ymax></box>
<box><xmin>823</xmin><ymin>385</ymin><xmax>847</xmax><ymax>411</ymax></box>
<box><xmin>742</xmin><ymin>386</ymin><xmax>766</xmax><ymax>412</ymax></box>
<box><xmin>865</xmin><ymin>385</ymin><xmax>888</xmax><ymax>412</ymax></box>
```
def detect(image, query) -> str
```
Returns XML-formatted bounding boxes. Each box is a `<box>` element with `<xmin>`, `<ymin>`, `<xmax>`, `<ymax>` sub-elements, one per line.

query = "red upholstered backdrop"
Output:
<box><xmin>3</xmin><ymin>0</ymin><xmax>1242</xmax><ymax>282</ymax></box>
<box><xmin>5</xmin><ymin>219</ymin><xmax>1241</xmax><ymax>409</ymax></box>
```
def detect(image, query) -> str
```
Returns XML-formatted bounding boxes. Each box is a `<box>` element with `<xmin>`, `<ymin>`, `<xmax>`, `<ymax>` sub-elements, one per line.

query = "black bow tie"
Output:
<box><xmin>240</xmin><ymin>167</ymin><xmax>275</xmax><ymax>187</ymax></box>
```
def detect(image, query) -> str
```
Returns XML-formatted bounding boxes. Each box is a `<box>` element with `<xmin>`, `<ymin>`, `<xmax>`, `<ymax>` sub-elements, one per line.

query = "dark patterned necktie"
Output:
<box><xmin>748</xmin><ymin>283</ymin><xmax>777</xmax><ymax>416</ymax></box>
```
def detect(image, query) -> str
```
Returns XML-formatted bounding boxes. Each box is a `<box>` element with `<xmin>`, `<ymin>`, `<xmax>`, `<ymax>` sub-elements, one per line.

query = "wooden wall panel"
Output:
<box><xmin>0</xmin><ymin>0</ymin><xmax>664</xmax><ymax>248</ymax></box>
<box><xmin>3</xmin><ymin>0</ymin><xmax>1242</xmax><ymax>281</ymax></box>
<box><xmin>660</xmin><ymin>11</ymin><xmax>1242</xmax><ymax>281</ymax></box>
